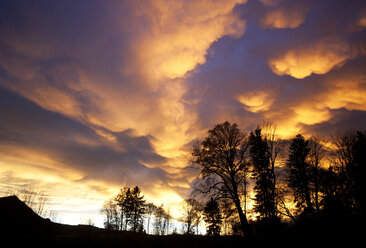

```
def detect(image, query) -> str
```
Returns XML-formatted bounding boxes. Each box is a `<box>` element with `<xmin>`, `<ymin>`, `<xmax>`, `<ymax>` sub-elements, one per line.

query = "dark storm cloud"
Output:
<box><xmin>1</xmin><ymin>0</ymin><xmax>366</xmax><ymax>220</ymax></box>
<box><xmin>300</xmin><ymin>109</ymin><xmax>366</xmax><ymax>137</ymax></box>
<box><xmin>0</xmin><ymin>87</ymin><xmax>170</xmax><ymax>190</ymax></box>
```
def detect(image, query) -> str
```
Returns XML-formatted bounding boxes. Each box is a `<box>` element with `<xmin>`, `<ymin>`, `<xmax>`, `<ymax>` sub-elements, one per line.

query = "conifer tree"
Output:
<box><xmin>203</xmin><ymin>198</ymin><xmax>222</xmax><ymax>236</ymax></box>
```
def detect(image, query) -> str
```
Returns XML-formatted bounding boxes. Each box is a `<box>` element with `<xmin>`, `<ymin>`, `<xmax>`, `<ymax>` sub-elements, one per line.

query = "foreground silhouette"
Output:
<box><xmin>0</xmin><ymin>195</ymin><xmax>246</xmax><ymax>247</ymax></box>
<box><xmin>1</xmin><ymin>195</ymin><xmax>363</xmax><ymax>247</ymax></box>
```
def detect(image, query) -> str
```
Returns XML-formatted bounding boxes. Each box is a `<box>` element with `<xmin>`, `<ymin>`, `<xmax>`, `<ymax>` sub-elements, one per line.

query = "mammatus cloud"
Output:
<box><xmin>263</xmin><ymin>73</ymin><xmax>366</xmax><ymax>137</ymax></box>
<box><xmin>358</xmin><ymin>8</ymin><xmax>366</xmax><ymax>27</ymax></box>
<box><xmin>1</xmin><ymin>0</ymin><xmax>366</xmax><ymax>227</ymax></box>
<box><xmin>237</xmin><ymin>91</ymin><xmax>274</xmax><ymax>113</ymax></box>
<box><xmin>0</xmin><ymin>0</ymin><xmax>250</xmax><ymax>224</ymax></box>
<box><xmin>268</xmin><ymin>38</ymin><xmax>350</xmax><ymax>79</ymax></box>
<box><xmin>133</xmin><ymin>0</ymin><xmax>247</xmax><ymax>80</ymax></box>
<box><xmin>259</xmin><ymin>0</ymin><xmax>283</xmax><ymax>7</ymax></box>
<box><xmin>260</xmin><ymin>3</ymin><xmax>308</xmax><ymax>29</ymax></box>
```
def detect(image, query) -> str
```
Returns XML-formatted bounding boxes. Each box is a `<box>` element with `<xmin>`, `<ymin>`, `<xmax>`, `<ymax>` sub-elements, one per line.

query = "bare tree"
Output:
<box><xmin>100</xmin><ymin>199</ymin><xmax>120</xmax><ymax>230</ymax></box>
<box><xmin>180</xmin><ymin>198</ymin><xmax>203</xmax><ymax>235</ymax></box>
<box><xmin>276</xmin><ymin>174</ymin><xmax>297</xmax><ymax>222</ymax></box>
<box><xmin>145</xmin><ymin>202</ymin><xmax>157</xmax><ymax>234</ymax></box>
<box><xmin>308</xmin><ymin>135</ymin><xmax>326</xmax><ymax>215</ymax></box>
<box><xmin>191</xmin><ymin>122</ymin><xmax>251</xmax><ymax>237</ymax></box>
<box><xmin>163</xmin><ymin>208</ymin><xmax>172</xmax><ymax>235</ymax></box>
<box><xmin>153</xmin><ymin>204</ymin><xmax>166</xmax><ymax>235</ymax></box>
<box><xmin>261</xmin><ymin>121</ymin><xmax>286</xmax><ymax>215</ymax></box>
<box><xmin>330</xmin><ymin>130</ymin><xmax>366</xmax><ymax>215</ymax></box>
<box><xmin>17</xmin><ymin>184</ymin><xmax>54</xmax><ymax>218</ymax></box>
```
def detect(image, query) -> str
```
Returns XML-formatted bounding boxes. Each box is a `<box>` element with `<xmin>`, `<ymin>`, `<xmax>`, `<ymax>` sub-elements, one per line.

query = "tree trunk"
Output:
<box><xmin>233</xmin><ymin>193</ymin><xmax>251</xmax><ymax>238</ymax></box>
<box><xmin>314</xmin><ymin>161</ymin><xmax>320</xmax><ymax>215</ymax></box>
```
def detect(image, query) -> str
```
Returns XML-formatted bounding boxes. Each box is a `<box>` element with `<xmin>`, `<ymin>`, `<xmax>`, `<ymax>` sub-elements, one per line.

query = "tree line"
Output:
<box><xmin>101</xmin><ymin>121</ymin><xmax>365</xmax><ymax>238</ymax></box>
<box><xmin>190</xmin><ymin>121</ymin><xmax>365</xmax><ymax>238</ymax></box>
<box><xmin>100</xmin><ymin>186</ymin><xmax>173</xmax><ymax>235</ymax></box>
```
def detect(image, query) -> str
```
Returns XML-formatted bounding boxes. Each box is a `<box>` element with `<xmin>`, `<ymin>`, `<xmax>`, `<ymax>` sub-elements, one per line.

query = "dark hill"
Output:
<box><xmin>0</xmin><ymin>195</ymin><xmax>50</xmax><ymax>235</ymax></box>
<box><xmin>0</xmin><ymin>195</ymin><xmax>246</xmax><ymax>247</ymax></box>
<box><xmin>0</xmin><ymin>195</ymin><xmax>106</xmax><ymax>237</ymax></box>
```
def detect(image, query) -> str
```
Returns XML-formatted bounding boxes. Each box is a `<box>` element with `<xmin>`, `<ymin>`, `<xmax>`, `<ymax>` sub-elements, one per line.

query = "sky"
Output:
<box><xmin>1</xmin><ymin>0</ymin><xmax>366</xmax><ymax>227</ymax></box>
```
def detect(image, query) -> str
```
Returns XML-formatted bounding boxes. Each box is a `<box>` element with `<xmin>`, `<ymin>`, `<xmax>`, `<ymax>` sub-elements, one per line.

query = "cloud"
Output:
<box><xmin>0</xmin><ymin>0</ymin><xmax>249</xmax><ymax>172</ymax></box>
<box><xmin>358</xmin><ymin>8</ymin><xmax>366</xmax><ymax>27</ymax></box>
<box><xmin>237</xmin><ymin>91</ymin><xmax>274</xmax><ymax>113</ymax></box>
<box><xmin>1</xmin><ymin>0</ymin><xmax>366</xmax><ymax>225</ymax></box>
<box><xmin>132</xmin><ymin>0</ymin><xmax>247</xmax><ymax>80</ymax></box>
<box><xmin>260</xmin><ymin>2</ymin><xmax>309</xmax><ymax>29</ymax></box>
<box><xmin>292</xmin><ymin>104</ymin><xmax>331</xmax><ymax>125</ymax></box>
<box><xmin>268</xmin><ymin>37</ymin><xmax>350</xmax><ymax>79</ymax></box>
<box><xmin>0</xmin><ymin>0</ymin><xmax>251</xmax><ymax>213</ymax></box>
<box><xmin>259</xmin><ymin>0</ymin><xmax>283</xmax><ymax>7</ymax></box>
<box><xmin>0</xmin><ymin>87</ymin><xmax>187</xmax><ymax>199</ymax></box>
<box><xmin>301</xmin><ymin>109</ymin><xmax>366</xmax><ymax>136</ymax></box>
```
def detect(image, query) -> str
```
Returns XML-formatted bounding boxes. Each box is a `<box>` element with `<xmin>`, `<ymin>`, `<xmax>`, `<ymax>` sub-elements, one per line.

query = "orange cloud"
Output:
<box><xmin>133</xmin><ymin>0</ymin><xmax>247</xmax><ymax>80</ymax></box>
<box><xmin>268</xmin><ymin>38</ymin><xmax>350</xmax><ymax>78</ymax></box>
<box><xmin>293</xmin><ymin>104</ymin><xmax>331</xmax><ymax>125</ymax></box>
<box><xmin>273</xmin><ymin>78</ymin><xmax>366</xmax><ymax>137</ymax></box>
<box><xmin>260</xmin><ymin>6</ymin><xmax>307</xmax><ymax>29</ymax></box>
<box><xmin>237</xmin><ymin>91</ymin><xmax>274</xmax><ymax>113</ymax></box>
<box><xmin>260</xmin><ymin>0</ymin><xmax>283</xmax><ymax>7</ymax></box>
<box><xmin>358</xmin><ymin>9</ymin><xmax>366</xmax><ymax>27</ymax></box>
<box><xmin>323</xmin><ymin>80</ymin><xmax>366</xmax><ymax>111</ymax></box>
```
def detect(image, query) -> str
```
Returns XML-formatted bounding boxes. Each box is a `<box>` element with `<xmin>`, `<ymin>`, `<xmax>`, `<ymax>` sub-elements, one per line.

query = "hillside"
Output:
<box><xmin>0</xmin><ymin>196</ymin><xmax>118</xmax><ymax>241</ymax></box>
<box><xmin>0</xmin><ymin>195</ymin><xmax>245</xmax><ymax>247</ymax></box>
<box><xmin>0</xmin><ymin>195</ymin><xmax>363</xmax><ymax>247</ymax></box>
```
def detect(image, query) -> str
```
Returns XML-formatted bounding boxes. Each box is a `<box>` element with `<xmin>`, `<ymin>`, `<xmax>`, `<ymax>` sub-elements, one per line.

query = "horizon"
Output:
<box><xmin>0</xmin><ymin>0</ymin><xmax>366</xmax><ymax>230</ymax></box>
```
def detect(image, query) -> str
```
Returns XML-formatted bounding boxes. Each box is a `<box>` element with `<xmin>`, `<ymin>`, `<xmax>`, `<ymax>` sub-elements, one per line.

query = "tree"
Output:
<box><xmin>127</xmin><ymin>186</ymin><xmax>146</xmax><ymax>232</ymax></box>
<box><xmin>249</xmin><ymin>127</ymin><xmax>276</xmax><ymax>221</ymax></box>
<box><xmin>353</xmin><ymin>131</ymin><xmax>366</xmax><ymax>216</ymax></box>
<box><xmin>330</xmin><ymin>130</ymin><xmax>366</xmax><ymax>215</ymax></box>
<box><xmin>261</xmin><ymin>121</ymin><xmax>286</xmax><ymax>213</ymax></box>
<box><xmin>114</xmin><ymin>186</ymin><xmax>146</xmax><ymax>232</ymax></box>
<box><xmin>153</xmin><ymin>204</ymin><xmax>165</xmax><ymax>235</ymax></box>
<box><xmin>100</xmin><ymin>199</ymin><xmax>120</xmax><ymax>230</ymax></box>
<box><xmin>180</xmin><ymin>198</ymin><xmax>203</xmax><ymax>235</ymax></box>
<box><xmin>308</xmin><ymin>136</ymin><xmax>326</xmax><ymax>215</ymax></box>
<box><xmin>17</xmin><ymin>184</ymin><xmax>57</xmax><ymax>220</ymax></box>
<box><xmin>145</xmin><ymin>202</ymin><xmax>157</xmax><ymax>234</ymax></box>
<box><xmin>191</xmin><ymin>121</ymin><xmax>251</xmax><ymax>237</ymax></box>
<box><xmin>286</xmin><ymin>134</ymin><xmax>314</xmax><ymax>217</ymax></box>
<box><xmin>203</xmin><ymin>198</ymin><xmax>222</xmax><ymax>236</ymax></box>
<box><xmin>153</xmin><ymin>204</ymin><xmax>171</xmax><ymax>235</ymax></box>
<box><xmin>115</xmin><ymin>187</ymin><xmax>129</xmax><ymax>230</ymax></box>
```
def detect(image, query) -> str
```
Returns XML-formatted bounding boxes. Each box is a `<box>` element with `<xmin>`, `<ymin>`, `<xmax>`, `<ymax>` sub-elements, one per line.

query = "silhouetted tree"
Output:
<box><xmin>16</xmin><ymin>184</ymin><xmax>58</xmax><ymax>220</ymax></box>
<box><xmin>180</xmin><ymin>198</ymin><xmax>203</xmax><ymax>235</ymax></box>
<box><xmin>219</xmin><ymin>199</ymin><xmax>238</xmax><ymax>235</ymax></box>
<box><xmin>261</xmin><ymin>121</ymin><xmax>286</xmax><ymax>215</ymax></box>
<box><xmin>330</xmin><ymin>131</ymin><xmax>366</xmax><ymax>216</ymax></box>
<box><xmin>318</xmin><ymin>165</ymin><xmax>345</xmax><ymax>217</ymax></box>
<box><xmin>100</xmin><ymin>199</ymin><xmax>120</xmax><ymax>230</ymax></box>
<box><xmin>191</xmin><ymin>121</ymin><xmax>251</xmax><ymax>237</ymax></box>
<box><xmin>145</xmin><ymin>202</ymin><xmax>157</xmax><ymax>234</ymax></box>
<box><xmin>203</xmin><ymin>198</ymin><xmax>222</xmax><ymax>236</ymax></box>
<box><xmin>249</xmin><ymin>127</ymin><xmax>276</xmax><ymax>221</ymax></box>
<box><xmin>115</xmin><ymin>187</ymin><xmax>129</xmax><ymax>230</ymax></box>
<box><xmin>153</xmin><ymin>204</ymin><xmax>170</xmax><ymax>235</ymax></box>
<box><xmin>127</xmin><ymin>186</ymin><xmax>146</xmax><ymax>232</ymax></box>
<box><xmin>114</xmin><ymin>186</ymin><xmax>146</xmax><ymax>232</ymax></box>
<box><xmin>353</xmin><ymin>131</ymin><xmax>366</xmax><ymax>216</ymax></box>
<box><xmin>163</xmin><ymin>208</ymin><xmax>172</xmax><ymax>235</ymax></box>
<box><xmin>308</xmin><ymin>136</ymin><xmax>326</xmax><ymax>216</ymax></box>
<box><xmin>286</xmin><ymin>134</ymin><xmax>314</xmax><ymax>217</ymax></box>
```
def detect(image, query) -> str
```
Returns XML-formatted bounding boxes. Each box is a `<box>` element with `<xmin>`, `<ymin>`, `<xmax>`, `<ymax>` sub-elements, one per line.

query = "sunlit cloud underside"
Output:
<box><xmin>0</xmin><ymin>0</ymin><xmax>366</xmax><ymax>226</ymax></box>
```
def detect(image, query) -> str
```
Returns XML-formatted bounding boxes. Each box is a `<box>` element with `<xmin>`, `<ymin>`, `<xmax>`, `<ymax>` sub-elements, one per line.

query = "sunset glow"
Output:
<box><xmin>1</xmin><ymin>0</ymin><xmax>366</xmax><ymax>228</ymax></box>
